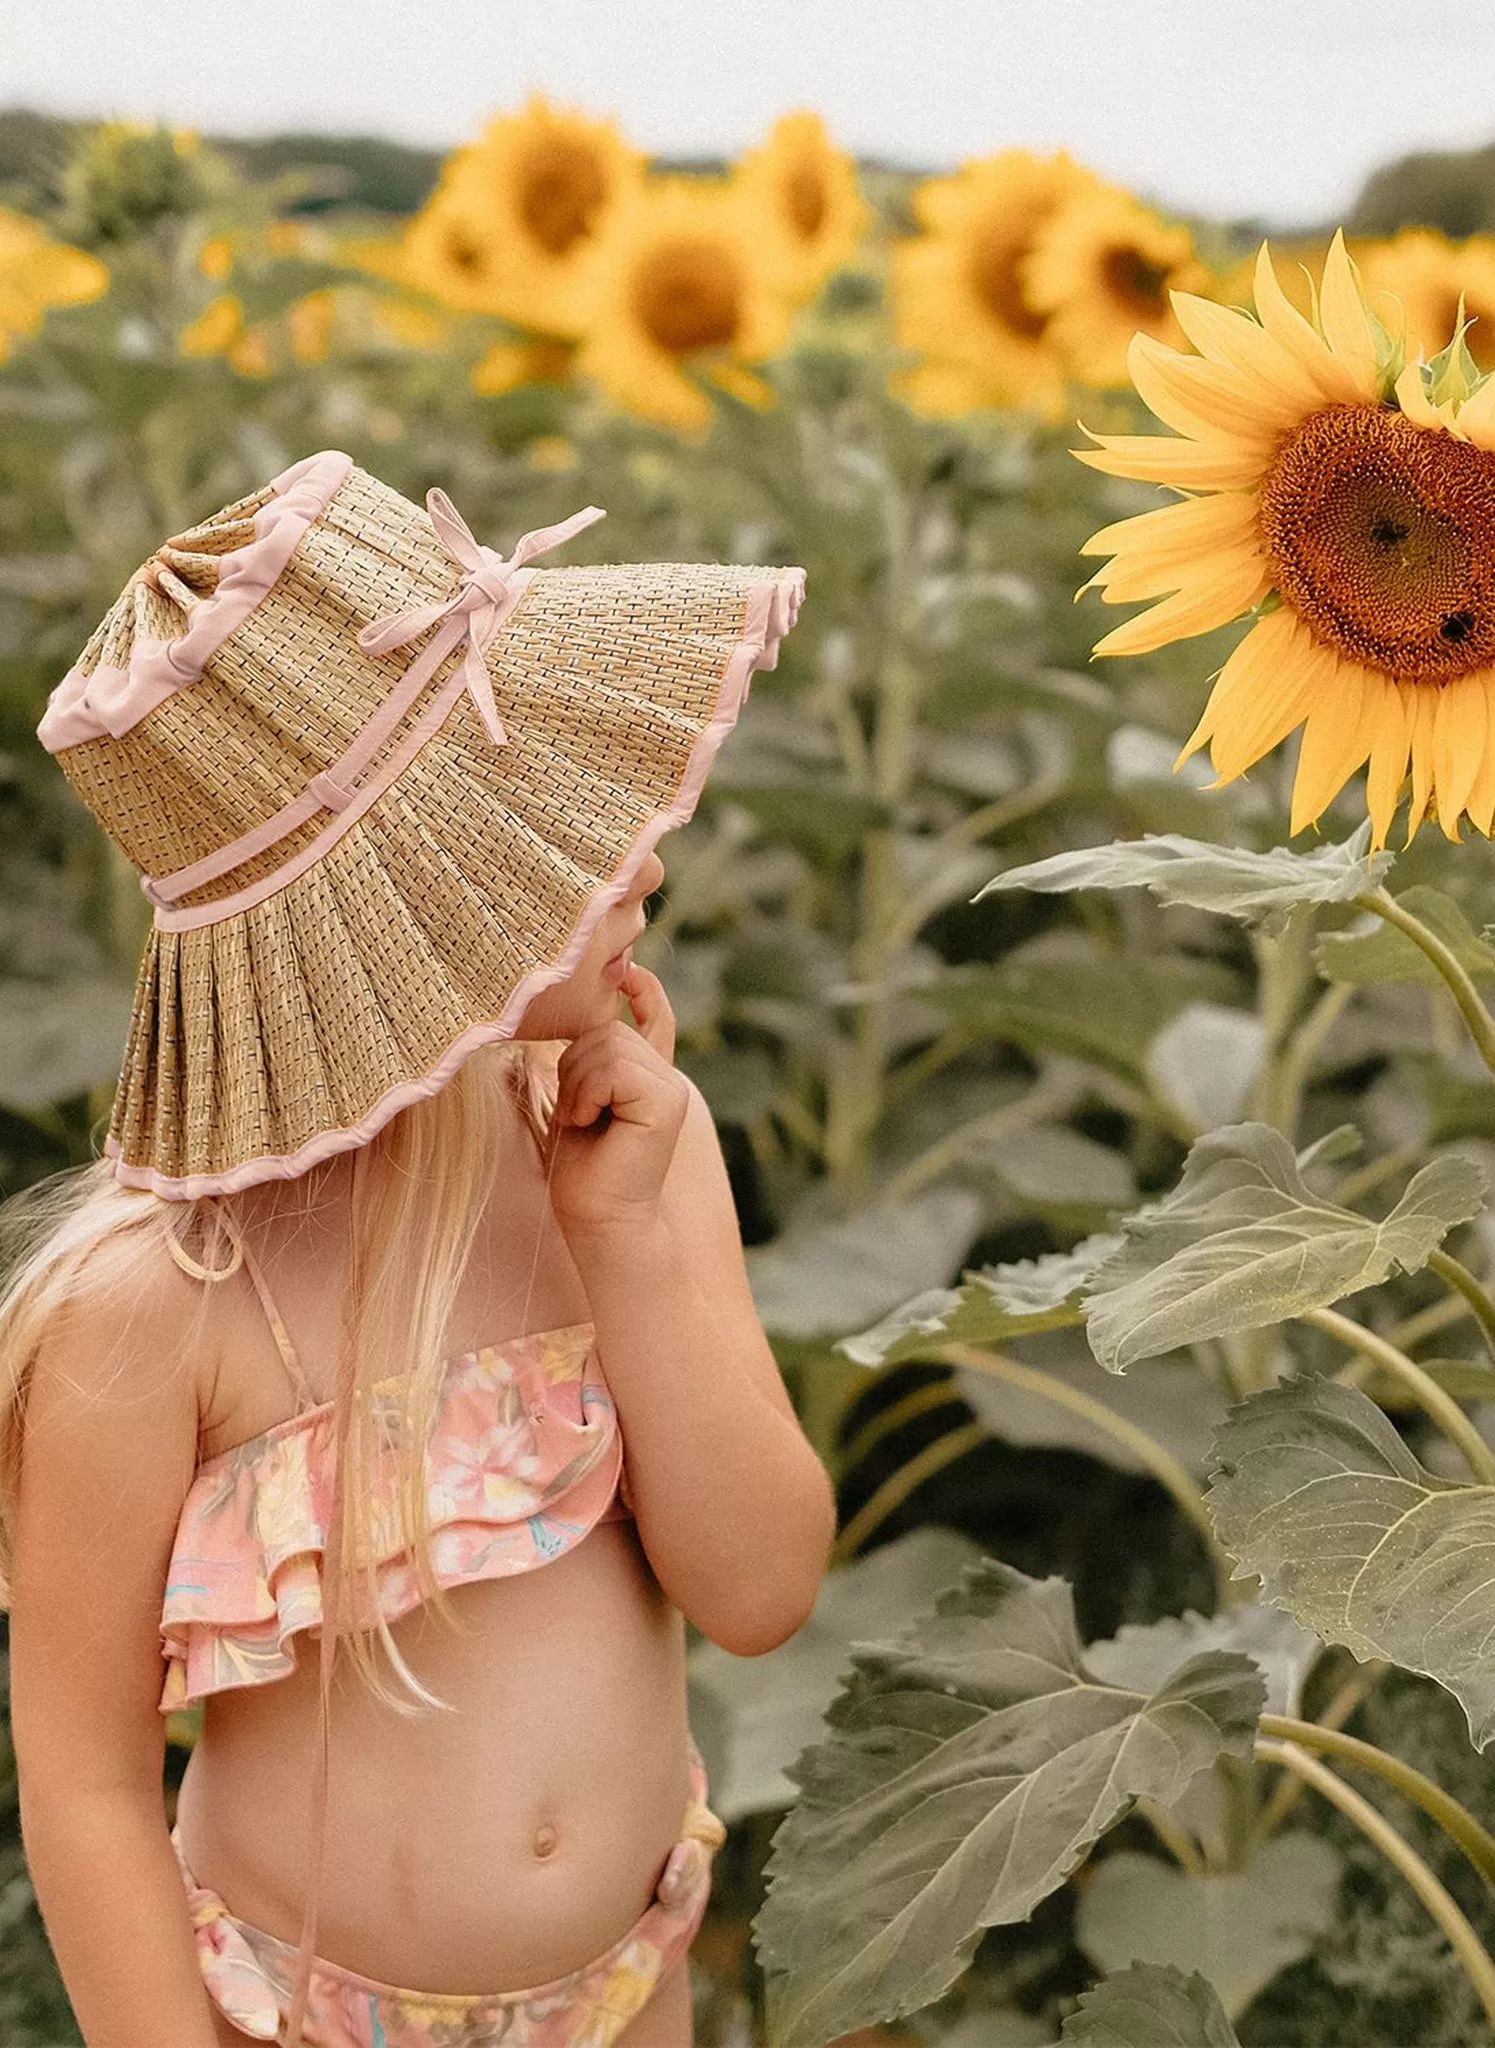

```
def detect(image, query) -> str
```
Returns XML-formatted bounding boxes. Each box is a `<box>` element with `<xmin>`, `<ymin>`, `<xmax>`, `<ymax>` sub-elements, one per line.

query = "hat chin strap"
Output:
<box><xmin>139</xmin><ymin>496</ymin><xmax>605</xmax><ymax>930</ymax></box>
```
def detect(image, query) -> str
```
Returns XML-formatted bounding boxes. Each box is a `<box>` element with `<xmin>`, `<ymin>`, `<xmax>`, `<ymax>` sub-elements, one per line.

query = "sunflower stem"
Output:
<box><xmin>937</xmin><ymin>1341</ymin><xmax>1239</xmax><ymax>1602</ymax></box>
<box><xmin>1259</xmin><ymin>1714</ymin><xmax>1495</xmax><ymax>1891</ymax></box>
<box><xmin>1358</xmin><ymin>888</ymin><xmax>1495</xmax><ymax>1074</ymax></box>
<box><xmin>1307</xmin><ymin>1305</ymin><xmax>1495</xmax><ymax>1485</ymax></box>
<box><xmin>1254</xmin><ymin>1738</ymin><xmax>1495</xmax><ymax>2033</ymax></box>
<box><xmin>1428</xmin><ymin>1249</ymin><xmax>1495</xmax><ymax>1366</ymax></box>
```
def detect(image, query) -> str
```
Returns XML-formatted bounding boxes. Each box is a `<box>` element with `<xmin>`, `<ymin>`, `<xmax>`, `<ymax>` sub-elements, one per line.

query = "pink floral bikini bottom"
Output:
<box><xmin>172</xmin><ymin>1745</ymin><xmax>727</xmax><ymax>2048</ymax></box>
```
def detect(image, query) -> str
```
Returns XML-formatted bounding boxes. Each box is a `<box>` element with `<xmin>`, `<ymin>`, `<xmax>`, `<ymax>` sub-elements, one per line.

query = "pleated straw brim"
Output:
<box><xmin>40</xmin><ymin>455</ymin><xmax>804</xmax><ymax>1198</ymax></box>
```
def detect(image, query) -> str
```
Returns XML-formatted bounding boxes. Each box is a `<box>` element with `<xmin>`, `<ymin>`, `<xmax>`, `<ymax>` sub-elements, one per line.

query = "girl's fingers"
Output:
<box><xmin>621</xmin><ymin>963</ymin><xmax>675</xmax><ymax>1057</ymax></box>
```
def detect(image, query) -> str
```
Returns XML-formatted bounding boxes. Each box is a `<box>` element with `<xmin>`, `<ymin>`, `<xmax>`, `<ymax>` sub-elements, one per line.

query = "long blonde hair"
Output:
<box><xmin>0</xmin><ymin>1036</ymin><xmax>561</xmax><ymax>1715</ymax></box>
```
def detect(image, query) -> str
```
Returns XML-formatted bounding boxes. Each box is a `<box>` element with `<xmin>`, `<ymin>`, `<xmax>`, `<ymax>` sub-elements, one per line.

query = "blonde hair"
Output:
<box><xmin>0</xmin><ymin>1036</ymin><xmax>561</xmax><ymax>1716</ymax></box>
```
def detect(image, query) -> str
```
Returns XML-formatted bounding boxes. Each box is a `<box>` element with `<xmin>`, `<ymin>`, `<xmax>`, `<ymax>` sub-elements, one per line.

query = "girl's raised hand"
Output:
<box><xmin>545</xmin><ymin>963</ymin><xmax>690</xmax><ymax>1244</ymax></box>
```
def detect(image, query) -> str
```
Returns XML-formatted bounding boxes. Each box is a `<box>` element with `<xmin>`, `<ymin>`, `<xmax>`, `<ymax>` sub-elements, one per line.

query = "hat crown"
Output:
<box><xmin>41</xmin><ymin>455</ymin><xmax>494</xmax><ymax>898</ymax></box>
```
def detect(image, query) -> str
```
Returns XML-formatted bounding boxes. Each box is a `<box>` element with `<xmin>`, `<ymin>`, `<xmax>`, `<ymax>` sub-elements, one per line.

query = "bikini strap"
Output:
<box><xmin>208</xmin><ymin>1202</ymin><xmax>318</xmax><ymax>1414</ymax></box>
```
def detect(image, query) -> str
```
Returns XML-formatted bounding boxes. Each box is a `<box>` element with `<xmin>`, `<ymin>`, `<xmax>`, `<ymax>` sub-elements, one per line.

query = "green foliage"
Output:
<box><xmin>977</xmin><ymin>826</ymin><xmax>1394</xmax><ymax>935</ymax></box>
<box><xmin>11</xmin><ymin>113</ymin><xmax>1495</xmax><ymax>2048</ymax></box>
<box><xmin>1208</xmin><ymin>1375</ymin><xmax>1495</xmax><ymax>1747</ymax></box>
<box><xmin>755</xmin><ymin>1561</ymin><xmax>1263</xmax><ymax>2047</ymax></box>
<box><xmin>1083</xmin><ymin>1125</ymin><xmax>1487</xmax><ymax>1373</ymax></box>
<box><xmin>1062</xmin><ymin>1963</ymin><xmax>1241</xmax><ymax>2047</ymax></box>
<box><xmin>1076</xmin><ymin>1837</ymin><xmax>1341</xmax><ymax>2022</ymax></box>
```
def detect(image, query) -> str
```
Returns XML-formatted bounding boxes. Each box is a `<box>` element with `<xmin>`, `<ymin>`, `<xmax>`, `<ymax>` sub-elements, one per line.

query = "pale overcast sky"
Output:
<box><xmin>5</xmin><ymin>0</ymin><xmax>1492</xmax><ymax>227</ymax></box>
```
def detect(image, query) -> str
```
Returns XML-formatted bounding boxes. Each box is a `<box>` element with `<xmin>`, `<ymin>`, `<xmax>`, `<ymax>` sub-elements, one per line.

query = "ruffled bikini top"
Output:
<box><xmin>158</xmin><ymin>1210</ymin><xmax>630</xmax><ymax>1716</ymax></box>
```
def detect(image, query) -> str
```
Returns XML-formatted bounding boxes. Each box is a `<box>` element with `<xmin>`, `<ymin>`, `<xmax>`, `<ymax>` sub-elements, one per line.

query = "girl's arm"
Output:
<box><xmin>567</xmin><ymin>1075</ymin><xmax>838</xmax><ymax>1656</ymax></box>
<box><xmin>9</xmin><ymin>1239</ymin><xmax>223</xmax><ymax>2048</ymax></box>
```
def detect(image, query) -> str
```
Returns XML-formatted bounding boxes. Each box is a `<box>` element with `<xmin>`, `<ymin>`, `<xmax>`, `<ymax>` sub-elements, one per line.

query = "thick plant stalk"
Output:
<box><xmin>1260</xmin><ymin>1715</ymin><xmax>1495</xmax><ymax>1890</ymax></box>
<box><xmin>829</xmin><ymin>1419</ymin><xmax>988</xmax><ymax>1565</ymax></box>
<box><xmin>1359</xmin><ymin>887</ymin><xmax>1495</xmax><ymax>1074</ymax></box>
<box><xmin>1307</xmin><ymin>1306</ymin><xmax>1495</xmax><ymax>1486</ymax></box>
<box><xmin>1428</xmin><ymin>1249</ymin><xmax>1495</xmax><ymax>1365</ymax></box>
<box><xmin>938</xmin><ymin>1342</ymin><xmax>1236</xmax><ymax>1599</ymax></box>
<box><xmin>1255</xmin><ymin>1737</ymin><xmax>1495</xmax><ymax>2032</ymax></box>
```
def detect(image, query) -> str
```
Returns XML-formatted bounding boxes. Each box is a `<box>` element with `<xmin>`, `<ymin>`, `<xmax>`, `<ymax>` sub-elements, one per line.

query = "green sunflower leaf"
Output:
<box><xmin>753</xmin><ymin>1560</ymin><xmax>1264</xmax><ymax>2048</ymax></box>
<box><xmin>835</xmin><ymin>1235</ymin><xmax>1120</xmax><ymax>1367</ymax></box>
<box><xmin>1075</xmin><ymin>1837</ymin><xmax>1340</xmax><ymax>2023</ymax></box>
<box><xmin>1083</xmin><ymin>1123</ymin><xmax>1486</xmax><ymax>1373</ymax></box>
<box><xmin>974</xmin><ymin>823</ymin><xmax>1393</xmax><ymax>935</ymax></box>
<box><xmin>1315</xmin><ymin>883</ymin><xmax>1495</xmax><ymax>987</ymax></box>
<box><xmin>1061</xmin><ymin>1963</ymin><xmax>1241</xmax><ymax>2047</ymax></box>
<box><xmin>1207</xmin><ymin>1374</ymin><xmax>1495</xmax><ymax>1747</ymax></box>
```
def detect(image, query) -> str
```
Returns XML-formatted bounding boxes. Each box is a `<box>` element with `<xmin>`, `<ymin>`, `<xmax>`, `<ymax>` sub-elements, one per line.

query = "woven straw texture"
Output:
<box><xmin>47</xmin><ymin>459</ymin><xmax>803</xmax><ymax>1197</ymax></box>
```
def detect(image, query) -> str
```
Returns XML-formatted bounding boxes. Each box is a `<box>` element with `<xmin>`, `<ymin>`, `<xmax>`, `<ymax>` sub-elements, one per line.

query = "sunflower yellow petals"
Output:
<box><xmin>1169</xmin><ymin>289</ymin><xmax>1326</xmax><ymax>413</ymax></box>
<box><xmin>1074</xmin><ymin>428</ymin><xmax>1272</xmax><ymax>490</ymax></box>
<box><xmin>1394</xmin><ymin>359</ymin><xmax>1466</xmax><ymax>437</ymax></box>
<box><xmin>1177</xmin><ymin>608</ymin><xmax>1312</xmax><ymax>777</ymax></box>
<box><xmin>1092</xmin><ymin>555</ymin><xmax>1270</xmax><ymax>656</ymax></box>
<box><xmin>1290</xmin><ymin>662</ymin><xmax>1372</xmax><ymax>833</ymax></box>
<box><xmin>1089</xmin><ymin>541</ymin><xmax>1265</xmax><ymax>608</ymax></box>
<box><xmin>1317</xmin><ymin>230</ymin><xmax>1381</xmax><ymax>398</ymax></box>
<box><xmin>1463</xmin><ymin>676</ymin><xmax>1495</xmax><ymax>834</ymax></box>
<box><xmin>1432</xmin><ymin>677</ymin><xmax>1489</xmax><ymax>836</ymax></box>
<box><xmin>1252</xmin><ymin>243</ymin><xmax>1367</xmax><ymax>406</ymax></box>
<box><xmin>1126</xmin><ymin>331</ymin><xmax>1297</xmax><ymax>447</ymax></box>
<box><xmin>1080</xmin><ymin>490</ymin><xmax>1259</xmax><ymax>561</ymax></box>
<box><xmin>1455</xmin><ymin>375</ymin><xmax>1495</xmax><ymax>452</ymax></box>
<box><xmin>1406</xmin><ymin>687</ymin><xmax>1439</xmax><ymax>841</ymax></box>
<box><xmin>1364</xmin><ymin>678</ymin><xmax>1413</xmax><ymax>849</ymax></box>
<box><xmin>1203</xmin><ymin>610</ymin><xmax>1324</xmax><ymax>781</ymax></box>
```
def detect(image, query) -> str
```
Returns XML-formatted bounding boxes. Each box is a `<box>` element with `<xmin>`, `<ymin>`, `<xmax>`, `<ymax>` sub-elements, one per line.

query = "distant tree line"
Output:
<box><xmin>4</xmin><ymin>103</ymin><xmax>1495</xmax><ymax>236</ymax></box>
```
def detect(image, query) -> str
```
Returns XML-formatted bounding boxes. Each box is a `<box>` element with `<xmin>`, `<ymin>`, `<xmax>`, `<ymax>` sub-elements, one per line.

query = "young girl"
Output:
<box><xmin>1</xmin><ymin>450</ymin><xmax>832</xmax><ymax>2048</ymax></box>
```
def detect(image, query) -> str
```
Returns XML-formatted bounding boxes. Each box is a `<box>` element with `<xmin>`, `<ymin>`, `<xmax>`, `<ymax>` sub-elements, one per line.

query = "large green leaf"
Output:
<box><xmin>923</xmin><ymin>940</ymin><xmax>1239</xmax><ymax>1084</ymax></box>
<box><xmin>1207</xmin><ymin>1374</ymin><xmax>1495</xmax><ymax>1746</ymax></box>
<box><xmin>975</xmin><ymin>824</ymin><xmax>1391</xmax><ymax>933</ymax></box>
<box><xmin>835</xmin><ymin>1236</ymin><xmax>1120</xmax><ymax>1367</ymax></box>
<box><xmin>1062</xmin><ymin>1963</ymin><xmax>1240</xmax><ymax>2047</ymax></box>
<box><xmin>1075</xmin><ymin>1837</ymin><xmax>1341</xmax><ymax>2020</ymax></box>
<box><xmin>754</xmin><ymin>1561</ymin><xmax>1264</xmax><ymax>2048</ymax></box>
<box><xmin>748</xmin><ymin>1185</ymin><xmax>983</xmax><ymax>1340</ymax></box>
<box><xmin>1085</xmin><ymin>1602</ymin><xmax>1320</xmax><ymax>1719</ymax></box>
<box><xmin>1083</xmin><ymin>1124</ymin><xmax>1486</xmax><ymax>1372</ymax></box>
<box><xmin>688</xmin><ymin>1528</ymin><xmax>983</xmax><ymax>1821</ymax></box>
<box><xmin>1315</xmin><ymin>884</ymin><xmax>1495</xmax><ymax>989</ymax></box>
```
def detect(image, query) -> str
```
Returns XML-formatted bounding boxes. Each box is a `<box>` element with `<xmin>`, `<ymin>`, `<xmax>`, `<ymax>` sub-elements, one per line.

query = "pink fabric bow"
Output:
<box><xmin>356</xmin><ymin>490</ymin><xmax>605</xmax><ymax>746</ymax></box>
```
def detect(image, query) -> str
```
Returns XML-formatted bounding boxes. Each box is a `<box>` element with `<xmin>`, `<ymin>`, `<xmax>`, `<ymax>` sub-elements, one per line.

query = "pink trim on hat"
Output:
<box><xmin>105</xmin><ymin>568</ymin><xmax>805</xmax><ymax>1201</ymax></box>
<box><xmin>141</xmin><ymin>570</ymin><xmax>536</xmax><ymax>923</ymax></box>
<box><xmin>35</xmin><ymin>451</ymin><xmax>354</xmax><ymax>754</ymax></box>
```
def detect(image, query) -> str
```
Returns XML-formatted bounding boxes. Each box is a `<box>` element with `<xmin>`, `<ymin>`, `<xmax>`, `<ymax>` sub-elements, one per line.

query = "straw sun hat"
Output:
<box><xmin>37</xmin><ymin>450</ymin><xmax>805</xmax><ymax>1200</ymax></box>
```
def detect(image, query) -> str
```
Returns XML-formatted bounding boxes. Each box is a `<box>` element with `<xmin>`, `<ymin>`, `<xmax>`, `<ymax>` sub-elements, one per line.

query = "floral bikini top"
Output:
<box><xmin>158</xmin><ymin>1212</ymin><xmax>630</xmax><ymax>1717</ymax></box>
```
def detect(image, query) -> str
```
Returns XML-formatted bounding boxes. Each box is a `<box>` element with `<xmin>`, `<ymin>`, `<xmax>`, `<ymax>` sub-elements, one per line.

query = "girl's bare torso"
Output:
<box><xmin>172</xmin><ymin>1074</ymin><xmax>692</xmax><ymax>1998</ymax></box>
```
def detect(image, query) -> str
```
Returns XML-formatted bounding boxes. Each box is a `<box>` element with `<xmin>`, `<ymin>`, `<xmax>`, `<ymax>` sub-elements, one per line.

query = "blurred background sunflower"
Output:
<box><xmin>889</xmin><ymin>150</ymin><xmax>1099</xmax><ymax>420</ymax></box>
<box><xmin>1023</xmin><ymin>184</ymin><xmax>1210</xmax><ymax>387</ymax></box>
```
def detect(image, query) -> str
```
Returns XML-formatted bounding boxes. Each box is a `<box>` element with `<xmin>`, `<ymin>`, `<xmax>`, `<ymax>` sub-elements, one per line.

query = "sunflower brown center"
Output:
<box><xmin>632</xmin><ymin>238</ymin><xmax>741</xmax><ymax>354</ymax></box>
<box><xmin>783</xmin><ymin>159</ymin><xmax>827</xmax><ymax>241</ymax></box>
<box><xmin>1100</xmin><ymin>244</ymin><xmax>1172</xmax><ymax>320</ymax></box>
<box><xmin>444</xmin><ymin>226</ymin><xmax>486</xmax><ymax>277</ymax></box>
<box><xmin>1258</xmin><ymin>402</ymin><xmax>1495</xmax><ymax>682</ymax></box>
<box><xmin>517</xmin><ymin>142</ymin><xmax>608</xmax><ymax>256</ymax></box>
<box><xmin>968</xmin><ymin>210</ymin><xmax>1048</xmax><ymax>341</ymax></box>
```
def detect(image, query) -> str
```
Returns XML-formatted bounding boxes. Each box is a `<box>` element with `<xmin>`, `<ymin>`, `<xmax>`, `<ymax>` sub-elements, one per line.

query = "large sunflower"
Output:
<box><xmin>571</xmin><ymin>176</ymin><xmax>795</xmax><ymax>433</ymax></box>
<box><xmin>889</xmin><ymin>150</ymin><xmax>1100</xmax><ymax>420</ymax></box>
<box><xmin>1025</xmin><ymin>185</ymin><xmax>1210</xmax><ymax>388</ymax></box>
<box><xmin>394</xmin><ymin>96</ymin><xmax>642</xmax><ymax>336</ymax></box>
<box><xmin>1360</xmin><ymin>228</ymin><xmax>1495</xmax><ymax>374</ymax></box>
<box><xmin>735</xmin><ymin>111</ymin><xmax>869</xmax><ymax>303</ymax></box>
<box><xmin>1074</xmin><ymin>230</ymin><xmax>1495</xmax><ymax>846</ymax></box>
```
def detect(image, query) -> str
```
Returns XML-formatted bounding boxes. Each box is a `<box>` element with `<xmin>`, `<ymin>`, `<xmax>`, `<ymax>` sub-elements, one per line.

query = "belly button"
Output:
<box><xmin>532</xmin><ymin>1821</ymin><xmax>560</xmax><ymax>1860</ymax></box>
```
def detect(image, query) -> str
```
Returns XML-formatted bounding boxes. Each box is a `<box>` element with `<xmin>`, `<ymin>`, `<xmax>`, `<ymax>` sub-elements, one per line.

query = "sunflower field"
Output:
<box><xmin>13</xmin><ymin>102</ymin><xmax>1495</xmax><ymax>2047</ymax></box>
